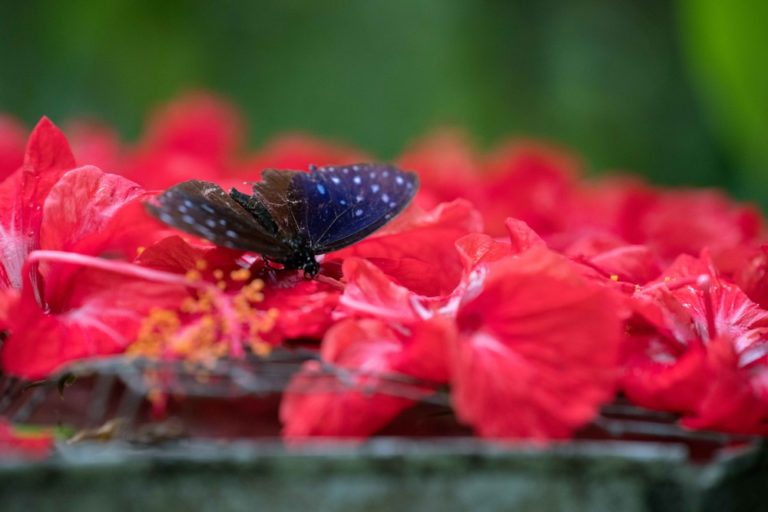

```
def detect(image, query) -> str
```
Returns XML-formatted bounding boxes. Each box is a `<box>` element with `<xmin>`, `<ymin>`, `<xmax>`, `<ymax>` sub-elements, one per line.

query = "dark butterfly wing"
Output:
<box><xmin>292</xmin><ymin>163</ymin><xmax>418</xmax><ymax>254</ymax></box>
<box><xmin>146</xmin><ymin>179</ymin><xmax>294</xmax><ymax>259</ymax></box>
<box><xmin>248</xmin><ymin>169</ymin><xmax>306</xmax><ymax>240</ymax></box>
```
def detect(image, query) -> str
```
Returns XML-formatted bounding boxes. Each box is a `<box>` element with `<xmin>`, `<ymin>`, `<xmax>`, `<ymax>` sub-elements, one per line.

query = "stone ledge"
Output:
<box><xmin>2</xmin><ymin>439</ymin><xmax>764</xmax><ymax>512</ymax></box>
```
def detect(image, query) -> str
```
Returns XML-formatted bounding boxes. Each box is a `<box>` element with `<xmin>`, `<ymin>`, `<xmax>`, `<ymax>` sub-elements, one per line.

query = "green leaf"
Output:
<box><xmin>679</xmin><ymin>0</ymin><xmax>768</xmax><ymax>201</ymax></box>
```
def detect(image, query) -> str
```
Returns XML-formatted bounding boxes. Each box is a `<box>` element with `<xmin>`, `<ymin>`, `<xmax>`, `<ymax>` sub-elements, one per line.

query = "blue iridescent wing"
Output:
<box><xmin>292</xmin><ymin>163</ymin><xmax>418</xmax><ymax>254</ymax></box>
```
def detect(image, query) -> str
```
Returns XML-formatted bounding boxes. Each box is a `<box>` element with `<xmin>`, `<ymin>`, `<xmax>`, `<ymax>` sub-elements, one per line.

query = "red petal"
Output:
<box><xmin>640</xmin><ymin>190</ymin><xmax>762</xmax><ymax>263</ymax></box>
<box><xmin>621</xmin><ymin>335</ymin><xmax>710</xmax><ymax>414</ymax></box>
<box><xmin>280</xmin><ymin>319</ymin><xmax>422</xmax><ymax>440</ymax></box>
<box><xmin>330</xmin><ymin>199</ymin><xmax>483</xmax><ymax>296</ymax></box>
<box><xmin>480</xmin><ymin>141</ymin><xmax>580</xmax><ymax>236</ymax></box>
<box><xmin>22</xmin><ymin>117</ymin><xmax>76</xmax><ymax>180</ymax></box>
<box><xmin>338</xmin><ymin>257</ymin><xmax>420</xmax><ymax>324</ymax></box>
<box><xmin>397</xmin><ymin>129</ymin><xmax>482</xmax><ymax>210</ymax></box>
<box><xmin>712</xmin><ymin>244</ymin><xmax>768</xmax><ymax>310</ymax></box>
<box><xmin>141</xmin><ymin>92</ymin><xmax>243</xmax><ymax>165</ymax></box>
<box><xmin>453</xmin><ymin>249</ymin><xmax>621</xmax><ymax>439</ymax></box>
<box><xmin>1</xmin><ymin>265</ymin><xmax>187</xmax><ymax>379</ymax></box>
<box><xmin>136</xmin><ymin>235</ymin><xmax>243</xmax><ymax>278</ymax></box>
<box><xmin>454</xmin><ymin>233</ymin><xmax>511</xmax><ymax>273</ymax></box>
<box><xmin>260</xmin><ymin>278</ymin><xmax>340</xmax><ymax>342</ymax></box>
<box><xmin>565</xmin><ymin>235</ymin><xmax>661</xmax><ymax>285</ymax></box>
<box><xmin>39</xmin><ymin>167</ymin><xmax>144</xmax><ymax>253</ymax></box>
<box><xmin>0</xmin><ymin>287</ymin><xmax>19</xmax><ymax>331</ymax></box>
<box><xmin>623</xmin><ymin>255</ymin><xmax>768</xmax><ymax>421</ymax></box>
<box><xmin>393</xmin><ymin>317</ymin><xmax>454</xmax><ymax>384</ymax></box>
<box><xmin>505</xmin><ymin>218</ymin><xmax>547</xmax><ymax>254</ymax></box>
<box><xmin>65</xmin><ymin>118</ymin><xmax>123</xmax><ymax>172</ymax></box>
<box><xmin>0</xmin><ymin>115</ymin><xmax>26</xmax><ymax>181</ymax></box>
<box><xmin>0</xmin><ymin>118</ymin><xmax>76</xmax><ymax>289</ymax></box>
<box><xmin>123</xmin><ymin>151</ymin><xmax>227</xmax><ymax>190</ymax></box>
<box><xmin>682</xmin><ymin>335</ymin><xmax>768</xmax><ymax>435</ymax></box>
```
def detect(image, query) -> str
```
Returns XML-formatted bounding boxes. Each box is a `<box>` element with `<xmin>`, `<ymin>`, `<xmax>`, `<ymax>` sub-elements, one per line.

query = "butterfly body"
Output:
<box><xmin>147</xmin><ymin>164</ymin><xmax>418</xmax><ymax>277</ymax></box>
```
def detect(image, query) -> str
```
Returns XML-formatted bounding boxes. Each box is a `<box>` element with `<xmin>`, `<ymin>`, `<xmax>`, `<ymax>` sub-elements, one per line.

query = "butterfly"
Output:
<box><xmin>146</xmin><ymin>163</ymin><xmax>419</xmax><ymax>277</ymax></box>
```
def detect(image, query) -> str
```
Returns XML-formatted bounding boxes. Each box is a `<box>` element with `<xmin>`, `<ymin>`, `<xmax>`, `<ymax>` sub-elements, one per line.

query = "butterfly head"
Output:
<box><xmin>301</xmin><ymin>257</ymin><xmax>320</xmax><ymax>279</ymax></box>
<box><xmin>281</xmin><ymin>237</ymin><xmax>320</xmax><ymax>278</ymax></box>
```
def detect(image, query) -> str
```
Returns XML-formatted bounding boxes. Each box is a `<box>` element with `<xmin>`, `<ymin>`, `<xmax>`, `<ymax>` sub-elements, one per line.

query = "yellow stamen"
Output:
<box><xmin>185</xmin><ymin>269</ymin><xmax>202</xmax><ymax>282</ymax></box>
<box><xmin>230</xmin><ymin>268</ymin><xmax>251</xmax><ymax>282</ymax></box>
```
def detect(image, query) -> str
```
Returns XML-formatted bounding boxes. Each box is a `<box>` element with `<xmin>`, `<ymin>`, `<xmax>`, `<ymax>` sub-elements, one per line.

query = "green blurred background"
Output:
<box><xmin>0</xmin><ymin>0</ymin><xmax>765</xmax><ymax>203</ymax></box>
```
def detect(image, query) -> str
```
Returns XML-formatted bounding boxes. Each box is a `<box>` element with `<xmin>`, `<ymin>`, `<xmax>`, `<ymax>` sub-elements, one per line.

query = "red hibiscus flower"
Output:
<box><xmin>636</xmin><ymin>189</ymin><xmax>763</xmax><ymax>264</ymax></box>
<box><xmin>563</xmin><ymin>176</ymin><xmax>658</xmax><ymax>250</ymax></box>
<box><xmin>140</xmin><ymin>91</ymin><xmax>243</xmax><ymax>167</ymax></box>
<box><xmin>480</xmin><ymin>141</ymin><xmax>581</xmax><ymax>237</ymax></box>
<box><xmin>550</xmin><ymin>175</ymin><xmax>763</xmax><ymax>270</ymax></box>
<box><xmin>401</xmin><ymin>134</ymin><xmax>582</xmax><ymax>239</ymax></box>
<box><xmin>120</xmin><ymin>236</ymin><xmax>280</xmax><ymax>363</ymax></box>
<box><xmin>622</xmin><ymin>254</ymin><xmax>768</xmax><ymax>434</ymax></box>
<box><xmin>0</xmin><ymin>119</ymin><xmax>189</xmax><ymax>378</ymax></box>
<box><xmin>452</xmin><ymin>248</ymin><xmax>622</xmax><ymax>439</ymax></box>
<box><xmin>122</xmin><ymin>92</ymin><xmax>244</xmax><ymax>189</ymax></box>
